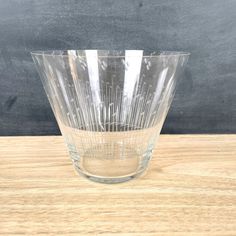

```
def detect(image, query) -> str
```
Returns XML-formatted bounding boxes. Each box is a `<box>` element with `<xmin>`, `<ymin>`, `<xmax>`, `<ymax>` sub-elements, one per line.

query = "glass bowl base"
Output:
<box><xmin>70</xmin><ymin>143</ymin><xmax>151</xmax><ymax>184</ymax></box>
<box><xmin>73</xmin><ymin>163</ymin><xmax>148</xmax><ymax>184</ymax></box>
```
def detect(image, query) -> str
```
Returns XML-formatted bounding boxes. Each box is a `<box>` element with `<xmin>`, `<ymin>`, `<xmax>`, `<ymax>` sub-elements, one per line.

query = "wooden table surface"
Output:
<box><xmin>0</xmin><ymin>135</ymin><xmax>236</xmax><ymax>235</ymax></box>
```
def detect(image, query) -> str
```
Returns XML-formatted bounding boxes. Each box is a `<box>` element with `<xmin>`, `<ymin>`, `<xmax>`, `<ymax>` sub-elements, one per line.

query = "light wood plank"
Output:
<box><xmin>0</xmin><ymin>135</ymin><xmax>236</xmax><ymax>235</ymax></box>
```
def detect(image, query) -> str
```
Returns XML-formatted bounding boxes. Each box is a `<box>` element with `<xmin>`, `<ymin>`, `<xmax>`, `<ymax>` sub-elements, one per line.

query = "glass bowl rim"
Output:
<box><xmin>31</xmin><ymin>50</ymin><xmax>190</xmax><ymax>58</ymax></box>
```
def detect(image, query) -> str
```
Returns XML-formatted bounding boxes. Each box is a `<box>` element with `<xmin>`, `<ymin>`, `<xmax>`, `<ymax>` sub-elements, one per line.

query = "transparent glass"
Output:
<box><xmin>31</xmin><ymin>50</ymin><xmax>189</xmax><ymax>183</ymax></box>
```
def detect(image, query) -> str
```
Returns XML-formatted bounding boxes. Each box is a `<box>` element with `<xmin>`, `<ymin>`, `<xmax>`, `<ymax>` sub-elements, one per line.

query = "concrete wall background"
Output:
<box><xmin>0</xmin><ymin>0</ymin><xmax>236</xmax><ymax>135</ymax></box>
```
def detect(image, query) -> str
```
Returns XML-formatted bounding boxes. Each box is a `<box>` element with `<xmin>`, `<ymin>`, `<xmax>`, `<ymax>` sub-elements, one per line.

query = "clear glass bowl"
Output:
<box><xmin>31</xmin><ymin>50</ymin><xmax>190</xmax><ymax>183</ymax></box>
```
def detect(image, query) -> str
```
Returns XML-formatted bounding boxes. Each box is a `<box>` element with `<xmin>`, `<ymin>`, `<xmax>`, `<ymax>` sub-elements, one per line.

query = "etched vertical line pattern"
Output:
<box><xmin>41</xmin><ymin>57</ymin><xmax>179</xmax><ymax>132</ymax></box>
<box><xmin>32</xmin><ymin>50</ymin><xmax>189</xmax><ymax>180</ymax></box>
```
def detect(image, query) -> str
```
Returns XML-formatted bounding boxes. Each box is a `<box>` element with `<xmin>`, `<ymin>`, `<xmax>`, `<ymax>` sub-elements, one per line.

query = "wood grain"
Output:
<box><xmin>0</xmin><ymin>135</ymin><xmax>236</xmax><ymax>235</ymax></box>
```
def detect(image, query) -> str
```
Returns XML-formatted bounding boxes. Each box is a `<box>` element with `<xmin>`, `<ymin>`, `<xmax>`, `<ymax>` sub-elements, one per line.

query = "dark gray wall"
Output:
<box><xmin>0</xmin><ymin>0</ymin><xmax>236</xmax><ymax>135</ymax></box>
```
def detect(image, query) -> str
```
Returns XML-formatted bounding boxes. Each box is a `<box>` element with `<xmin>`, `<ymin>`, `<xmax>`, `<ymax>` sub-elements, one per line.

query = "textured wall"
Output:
<box><xmin>0</xmin><ymin>0</ymin><xmax>236</xmax><ymax>135</ymax></box>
